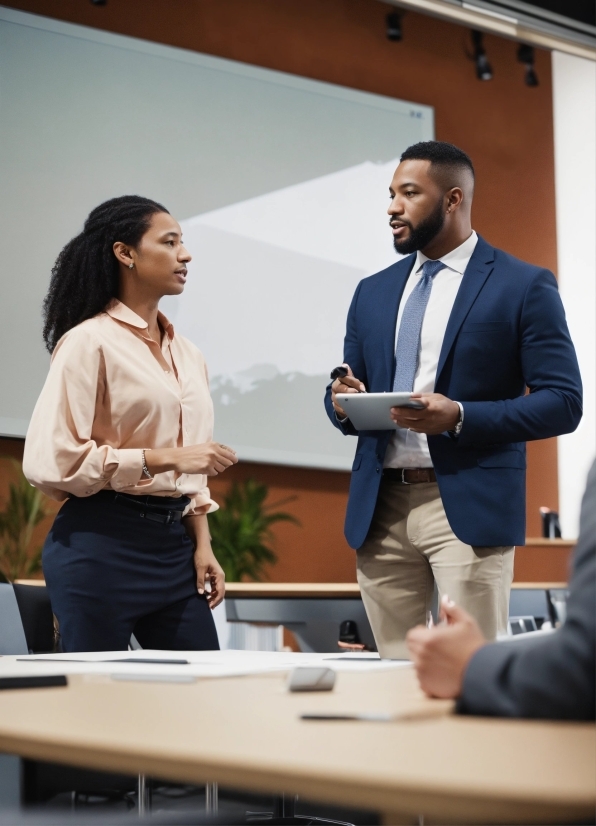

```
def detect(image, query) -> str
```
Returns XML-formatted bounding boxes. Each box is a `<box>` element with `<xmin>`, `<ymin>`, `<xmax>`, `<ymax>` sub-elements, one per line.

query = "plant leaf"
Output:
<box><xmin>0</xmin><ymin>458</ymin><xmax>49</xmax><ymax>582</ymax></box>
<box><xmin>208</xmin><ymin>479</ymin><xmax>300</xmax><ymax>582</ymax></box>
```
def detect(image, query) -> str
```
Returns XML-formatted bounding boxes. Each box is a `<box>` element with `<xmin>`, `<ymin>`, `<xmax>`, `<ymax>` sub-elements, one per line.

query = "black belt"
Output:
<box><xmin>383</xmin><ymin>468</ymin><xmax>436</xmax><ymax>484</ymax></box>
<box><xmin>94</xmin><ymin>490</ymin><xmax>189</xmax><ymax>525</ymax></box>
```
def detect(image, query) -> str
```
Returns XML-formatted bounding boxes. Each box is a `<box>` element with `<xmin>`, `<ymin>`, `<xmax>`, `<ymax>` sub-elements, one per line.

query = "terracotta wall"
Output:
<box><xmin>1</xmin><ymin>0</ymin><xmax>563</xmax><ymax>582</ymax></box>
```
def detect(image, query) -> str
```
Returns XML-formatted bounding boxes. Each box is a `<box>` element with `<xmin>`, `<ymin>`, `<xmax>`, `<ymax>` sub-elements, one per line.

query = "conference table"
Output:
<box><xmin>0</xmin><ymin>650</ymin><xmax>594</xmax><ymax>825</ymax></box>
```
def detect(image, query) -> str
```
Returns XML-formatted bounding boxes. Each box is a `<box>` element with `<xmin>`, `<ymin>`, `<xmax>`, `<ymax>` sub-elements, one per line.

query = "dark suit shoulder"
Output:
<box><xmin>471</xmin><ymin>237</ymin><xmax>559</xmax><ymax>300</ymax></box>
<box><xmin>490</xmin><ymin>244</ymin><xmax>555</xmax><ymax>282</ymax></box>
<box><xmin>357</xmin><ymin>254</ymin><xmax>416</xmax><ymax>290</ymax></box>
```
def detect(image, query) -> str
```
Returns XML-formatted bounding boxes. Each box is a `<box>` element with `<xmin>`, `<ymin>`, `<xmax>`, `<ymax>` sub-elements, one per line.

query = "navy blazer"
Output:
<box><xmin>324</xmin><ymin>236</ymin><xmax>582</xmax><ymax>549</ymax></box>
<box><xmin>457</xmin><ymin>459</ymin><xmax>595</xmax><ymax>720</ymax></box>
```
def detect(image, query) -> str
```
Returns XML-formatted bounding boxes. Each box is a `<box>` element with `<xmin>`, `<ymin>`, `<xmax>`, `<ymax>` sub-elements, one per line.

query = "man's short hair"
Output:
<box><xmin>400</xmin><ymin>141</ymin><xmax>475</xmax><ymax>189</ymax></box>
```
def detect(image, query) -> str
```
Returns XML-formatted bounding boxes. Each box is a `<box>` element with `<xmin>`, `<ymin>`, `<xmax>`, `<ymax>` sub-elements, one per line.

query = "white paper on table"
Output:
<box><xmin>0</xmin><ymin>650</ymin><xmax>409</xmax><ymax>681</ymax></box>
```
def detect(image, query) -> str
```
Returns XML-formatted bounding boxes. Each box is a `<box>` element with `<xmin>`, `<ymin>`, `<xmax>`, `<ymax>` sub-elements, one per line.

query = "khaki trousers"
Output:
<box><xmin>356</xmin><ymin>479</ymin><xmax>514</xmax><ymax>659</ymax></box>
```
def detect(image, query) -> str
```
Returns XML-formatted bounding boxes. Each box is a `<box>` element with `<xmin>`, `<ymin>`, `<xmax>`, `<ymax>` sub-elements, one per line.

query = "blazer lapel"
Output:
<box><xmin>435</xmin><ymin>237</ymin><xmax>495</xmax><ymax>382</ymax></box>
<box><xmin>382</xmin><ymin>254</ymin><xmax>416</xmax><ymax>387</ymax></box>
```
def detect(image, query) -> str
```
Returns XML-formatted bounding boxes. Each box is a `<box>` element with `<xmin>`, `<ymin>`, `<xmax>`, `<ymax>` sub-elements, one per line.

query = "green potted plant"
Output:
<box><xmin>0</xmin><ymin>459</ymin><xmax>49</xmax><ymax>583</ymax></box>
<box><xmin>208</xmin><ymin>479</ymin><xmax>299</xmax><ymax>581</ymax></box>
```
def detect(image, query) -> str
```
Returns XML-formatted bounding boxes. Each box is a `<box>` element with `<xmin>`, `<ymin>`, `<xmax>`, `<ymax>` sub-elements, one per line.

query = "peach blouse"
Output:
<box><xmin>23</xmin><ymin>300</ymin><xmax>217</xmax><ymax>515</ymax></box>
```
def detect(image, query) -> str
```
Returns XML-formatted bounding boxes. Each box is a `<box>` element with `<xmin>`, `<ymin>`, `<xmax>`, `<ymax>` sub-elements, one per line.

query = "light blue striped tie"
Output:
<box><xmin>393</xmin><ymin>259</ymin><xmax>446</xmax><ymax>392</ymax></box>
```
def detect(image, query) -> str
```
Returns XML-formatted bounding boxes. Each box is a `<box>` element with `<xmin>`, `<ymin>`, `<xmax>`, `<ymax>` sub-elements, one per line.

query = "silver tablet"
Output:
<box><xmin>336</xmin><ymin>392</ymin><xmax>424</xmax><ymax>430</ymax></box>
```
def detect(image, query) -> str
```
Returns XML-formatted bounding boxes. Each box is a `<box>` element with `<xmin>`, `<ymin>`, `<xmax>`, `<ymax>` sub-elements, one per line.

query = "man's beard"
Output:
<box><xmin>393</xmin><ymin>198</ymin><xmax>445</xmax><ymax>255</ymax></box>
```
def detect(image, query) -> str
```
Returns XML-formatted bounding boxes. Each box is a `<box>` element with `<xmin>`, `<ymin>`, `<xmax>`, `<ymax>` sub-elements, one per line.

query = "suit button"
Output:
<box><xmin>376</xmin><ymin>467</ymin><xmax>380</xmax><ymax>473</ymax></box>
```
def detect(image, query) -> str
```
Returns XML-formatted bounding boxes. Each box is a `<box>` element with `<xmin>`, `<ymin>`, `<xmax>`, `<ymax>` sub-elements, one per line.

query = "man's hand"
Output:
<box><xmin>406</xmin><ymin>597</ymin><xmax>486</xmax><ymax>698</ymax></box>
<box><xmin>331</xmin><ymin>364</ymin><xmax>366</xmax><ymax>419</ymax></box>
<box><xmin>391</xmin><ymin>393</ymin><xmax>460</xmax><ymax>435</ymax></box>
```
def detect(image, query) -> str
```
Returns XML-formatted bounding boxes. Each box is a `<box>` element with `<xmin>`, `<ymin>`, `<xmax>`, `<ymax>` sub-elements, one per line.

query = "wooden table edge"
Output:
<box><xmin>0</xmin><ymin>726</ymin><xmax>592</xmax><ymax>826</ymax></box>
<box><xmin>15</xmin><ymin>579</ymin><xmax>570</xmax><ymax>595</ymax></box>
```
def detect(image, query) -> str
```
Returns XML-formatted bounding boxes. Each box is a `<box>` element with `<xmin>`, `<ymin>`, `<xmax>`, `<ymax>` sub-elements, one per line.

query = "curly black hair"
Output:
<box><xmin>42</xmin><ymin>195</ymin><xmax>168</xmax><ymax>352</ymax></box>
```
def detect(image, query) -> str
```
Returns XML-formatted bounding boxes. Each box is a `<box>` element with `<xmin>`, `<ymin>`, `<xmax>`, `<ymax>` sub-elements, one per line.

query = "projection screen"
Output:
<box><xmin>0</xmin><ymin>7</ymin><xmax>434</xmax><ymax>470</ymax></box>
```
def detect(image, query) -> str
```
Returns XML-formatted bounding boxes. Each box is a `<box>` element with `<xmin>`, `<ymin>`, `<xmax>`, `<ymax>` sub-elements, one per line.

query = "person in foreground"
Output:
<box><xmin>407</xmin><ymin>459</ymin><xmax>596</xmax><ymax>720</ymax></box>
<box><xmin>23</xmin><ymin>195</ymin><xmax>238</xmax><ymax>652</ymax></box>
<box><xmin>325</xmin><ymin>141</ymin><xmax>582</xmax><ymax>659</ymax></box>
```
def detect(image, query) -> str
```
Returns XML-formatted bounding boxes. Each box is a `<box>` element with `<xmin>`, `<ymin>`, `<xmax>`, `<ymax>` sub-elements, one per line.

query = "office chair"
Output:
<box><xmin>0</xmin><ymin>810</ymin><xmax>247</xmax><ymax>825</ymax></box>
<box><xmin>0</xmin><ymin>582</ymin><xmax>141</xmax><ymax>809</ymax></box>
<box><xmin>245</xmin><ymin>793</ymin><xmax>354</xmax><ymax>825</ymax></box>
<box><xmin>508</xmin><ymin>586</ymin><xmax>568</xmax><ymax>632</ymax></box>
<box><xmin>11</xmin><ymin>583</ymin><xmax>56</xmax><ymax>652</ymax></box>
<box><xmin>1</xmin><ymin>583</ymin><xmax>225</xmax><ymax>818</ymax></box>
<box><xmin>0</xmin><ymin>582</ymin><xmax>31</xmax><ymax>654</ymax></box>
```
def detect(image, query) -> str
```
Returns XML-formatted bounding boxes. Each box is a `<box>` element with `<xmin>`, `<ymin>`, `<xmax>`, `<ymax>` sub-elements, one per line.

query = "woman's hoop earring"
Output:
<box><xmin>128</xmin><ymin>262</ymin><xmax>134</xmax><ymax>269</ymax></box>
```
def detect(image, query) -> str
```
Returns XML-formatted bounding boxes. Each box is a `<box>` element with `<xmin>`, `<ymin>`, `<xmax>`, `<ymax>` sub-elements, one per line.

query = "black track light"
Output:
<box><xmin>471</xmin><ymin>30</ymin><xmax>493</xmax><ymax>81</ymax></box>
<box><xmin>386</xmin><ymin>12</ymin><xmax>403</xmax><ymax>42</ymax></box>
<box><xmin>517</xmin><ymin>44</ymin><xmax>539</xmax><ymax>87</ymax></box>
<box><xmin>90</xmin><ymin>0</ymin><xmax>107</xmax><ymax>6</ymax></box>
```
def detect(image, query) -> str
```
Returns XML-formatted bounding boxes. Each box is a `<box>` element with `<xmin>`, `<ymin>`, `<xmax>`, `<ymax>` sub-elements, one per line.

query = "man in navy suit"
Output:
<box><xmin>325</xmin><ymin>141</ymin><xmax>582</xmax><ymax>658</ymax></box>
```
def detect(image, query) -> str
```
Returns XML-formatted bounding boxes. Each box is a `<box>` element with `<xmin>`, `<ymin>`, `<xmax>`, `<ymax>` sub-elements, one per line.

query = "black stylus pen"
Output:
<box><xmin>17</xmin><ymin>657</ymin><xmax>190</xmax><ymax>665</ymax></box>
<box><xmin>330</xmin><ymin>365</ymin><xmax>366</xmax><ymax>393</ymax></box>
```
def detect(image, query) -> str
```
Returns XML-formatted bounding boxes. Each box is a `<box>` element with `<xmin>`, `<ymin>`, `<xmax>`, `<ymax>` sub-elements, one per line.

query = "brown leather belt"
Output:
<box><xmin>383</xmin><ymin>468</ymin><xmax>436</xmax><ymax>484</ymax></box>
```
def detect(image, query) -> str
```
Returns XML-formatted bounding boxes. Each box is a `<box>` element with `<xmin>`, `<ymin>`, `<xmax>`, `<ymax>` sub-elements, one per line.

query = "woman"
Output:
<box><xmin>23</xmin><ymin>195</ymin><xmax>237</xmax><ymax>652</ymax></box>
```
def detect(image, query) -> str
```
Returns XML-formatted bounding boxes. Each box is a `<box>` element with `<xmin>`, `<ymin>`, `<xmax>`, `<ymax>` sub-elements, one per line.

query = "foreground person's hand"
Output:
<box><xmin>406</xmin><ymin>597</ymin><xmax>486</xmax><ymax>698</ymax></box>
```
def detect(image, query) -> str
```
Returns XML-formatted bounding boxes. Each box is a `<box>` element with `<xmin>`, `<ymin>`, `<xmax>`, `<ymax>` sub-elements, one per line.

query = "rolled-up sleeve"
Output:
<box><xmin>185</xmin><ymin>488</ymin><xmax>219</xmax><ymax>516</ymax></box>
<box><xmin>23</xmin><ymin>327</ymin><xmax>143</xmax><ymax>500</ymax></box>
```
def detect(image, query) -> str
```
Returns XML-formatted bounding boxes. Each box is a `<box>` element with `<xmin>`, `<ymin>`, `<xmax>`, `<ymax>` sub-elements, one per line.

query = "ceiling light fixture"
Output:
<box><xmin>471</xmin><ymin>30</ymin><xmax>493</xmax><ymax>81</ymax></box>
<box><xmin>517</xmin><ymin>44</ymin><xmax>539</xmax><ymax>87</ymax></box>
<box><xmin>386</xmin><ymin>12</ymin><xmax>403</xmax><ymax>42</ymax></box>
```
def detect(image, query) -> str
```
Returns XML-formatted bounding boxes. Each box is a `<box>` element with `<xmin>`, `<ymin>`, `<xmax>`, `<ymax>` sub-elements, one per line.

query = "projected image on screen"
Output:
<box><xmin>165</xmin><ymin>159</ymin><xmax>412</xmax><ymax>469</ymax></box>
<box><xmin>0</xmin><ymin>8</ymin><xmax>433</xmax><ymax>470</ymax></box>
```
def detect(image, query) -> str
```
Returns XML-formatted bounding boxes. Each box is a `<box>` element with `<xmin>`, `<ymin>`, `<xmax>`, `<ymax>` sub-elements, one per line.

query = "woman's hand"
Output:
<box><xmin>194</xmin><ymin>544</ymin><xmax>226</xmax><ymax>609</ymax></box>
<box><xmin>183</xmin><ymin>513</ymin><xmax>225</xmax><ymax>609</ymax></box>
<box><xmin>145</xmin><ymin>441</ymin><xmax>237</xmax><ymax>477</ymax></box>
<box><xmin>175</xmin><ymin>442</ymin><xmax>237</xmax><ymax>476</ymax></box>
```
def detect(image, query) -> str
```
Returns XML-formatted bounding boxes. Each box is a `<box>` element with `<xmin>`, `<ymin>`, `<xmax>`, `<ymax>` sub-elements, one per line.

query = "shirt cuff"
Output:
<box><xmin>451</xmin><ymin>401</ymin><xmax>464</xmax><ymax>437</ymax></box>
<box><xmin>335</xmin><ymin>411</ymin><xmax>349</xmax><ymax>424</ymax></box>
<box><xmin>185</xmin><ymin>489</ymin><xmax>219</xmax><ymax>516</ymax></box>
<box><xmin>110</xmin><ymin>448</ymin><xmax>144</xmax><ymax>490</ymax></box>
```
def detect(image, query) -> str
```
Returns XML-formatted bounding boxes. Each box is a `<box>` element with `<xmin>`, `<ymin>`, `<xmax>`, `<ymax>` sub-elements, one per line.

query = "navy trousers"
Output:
<box><xmin>42</xmin><ymin>493</ymin><xmax>219</xmax><ymax>653</ymax></box>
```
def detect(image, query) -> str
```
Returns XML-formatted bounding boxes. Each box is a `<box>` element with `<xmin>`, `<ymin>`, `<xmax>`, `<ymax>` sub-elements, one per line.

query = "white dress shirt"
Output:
<box><xmin>384</xmin><ymin>231</ymin><xmax>478</xmax><ymax>469</ymax></box>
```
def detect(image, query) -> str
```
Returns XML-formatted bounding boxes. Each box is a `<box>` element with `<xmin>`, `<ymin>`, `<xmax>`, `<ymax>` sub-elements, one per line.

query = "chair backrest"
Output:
<box><xmin>12</xmin><ymin>584</ymin><xmax>55</xmax><ymax>654</ymax></box>
<box><xmin>0</xmin><ymin>583</ymin><xmax>29</xmax><ymax>655</ymax></box>
<box><xmin>509</xmin><ymin>588</ymin><xmax>550</xmax><ymax>623</ymax></box>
